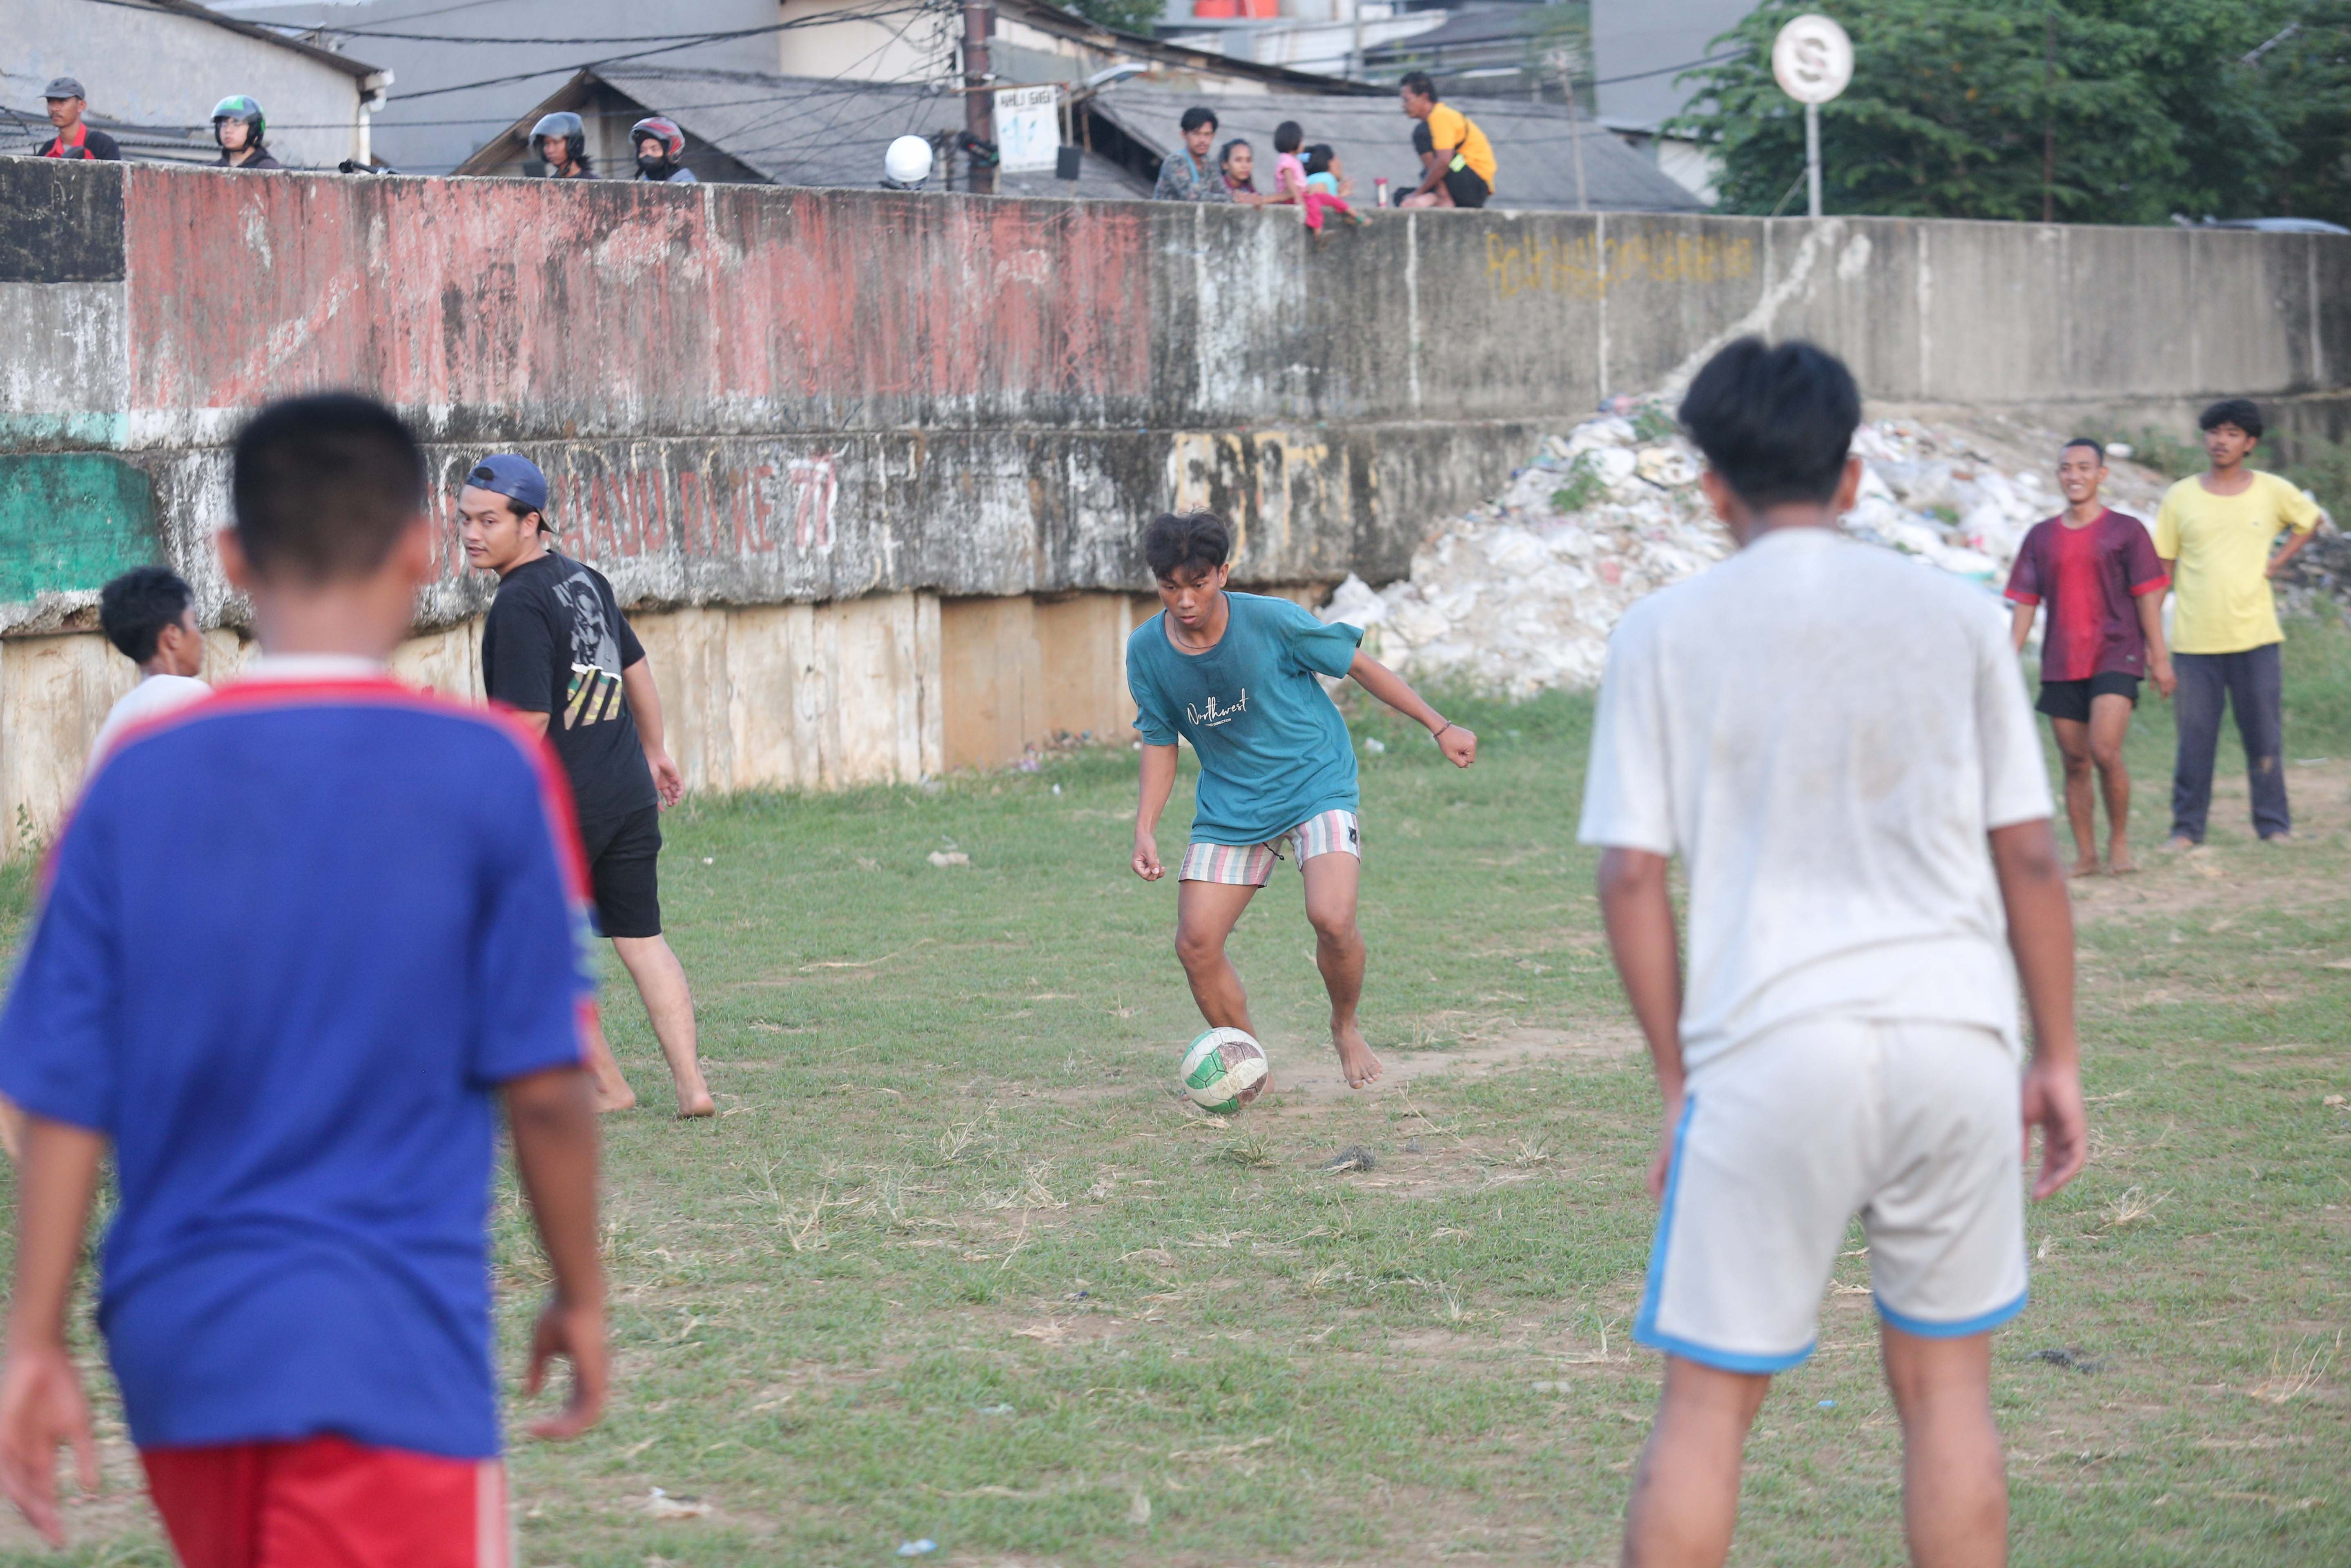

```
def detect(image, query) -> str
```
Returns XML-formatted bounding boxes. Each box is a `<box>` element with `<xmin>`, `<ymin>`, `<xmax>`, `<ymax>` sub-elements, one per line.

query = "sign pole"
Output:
<box><xmin>1773</xmin><ymin>14</ymin><xmax>1851</xmax><ymax>221</ymax></box>
<box><xmin>1805</xmin><ymin>100</ymin><xmax>1821</xmax><ymax>218</ymax></box>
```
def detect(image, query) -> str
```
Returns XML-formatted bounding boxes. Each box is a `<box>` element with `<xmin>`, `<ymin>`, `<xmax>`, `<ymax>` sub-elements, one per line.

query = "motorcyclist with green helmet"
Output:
<box><xmin>212</xmin><ymin>96</ymin><xmax>282</xmax><ymax>170</ymax></box>
<box><xmin>532</xmin><ymin>110</ymin><xmax>595</xmax><ymax>179</ymax></box>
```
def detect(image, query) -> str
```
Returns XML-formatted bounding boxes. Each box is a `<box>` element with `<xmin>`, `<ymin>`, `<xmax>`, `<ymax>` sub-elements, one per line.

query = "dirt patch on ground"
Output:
<box><xmin>1266</xmin><ymin>1027</ymin><xmax>1640</xmax><ymax>1108</ymax></box>
<box><xmin>2069</xmin><ymin>760</ymin><xmax>2351</xmax><ymax>931</ymax></box>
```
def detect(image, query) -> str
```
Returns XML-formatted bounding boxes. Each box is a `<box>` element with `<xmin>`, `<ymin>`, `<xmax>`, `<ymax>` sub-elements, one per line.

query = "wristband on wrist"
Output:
<box><xmin>1433</xmin><ymin>721</ymin><xmax>1454</xmax><ymax>740</ymax></box>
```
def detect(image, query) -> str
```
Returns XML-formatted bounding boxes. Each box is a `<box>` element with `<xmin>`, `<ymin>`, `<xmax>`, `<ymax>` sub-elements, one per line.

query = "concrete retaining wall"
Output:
<box><xmin>2</xmin><ymin>159</ymin><xmax>2348</xmax><ymax>854</ymax></box>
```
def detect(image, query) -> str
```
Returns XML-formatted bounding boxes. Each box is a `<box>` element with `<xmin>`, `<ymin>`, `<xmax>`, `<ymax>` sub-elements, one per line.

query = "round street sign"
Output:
<box><xmin>1773</xmin><ymin>14</ymin><xmax>1854</xmax><ymax>105</ymax></box>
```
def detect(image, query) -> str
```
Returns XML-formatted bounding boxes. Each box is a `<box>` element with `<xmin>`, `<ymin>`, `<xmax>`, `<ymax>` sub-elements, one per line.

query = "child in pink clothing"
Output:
<box><xmin>1270</xmin><ymin>121</ymin><xmax>1308</xmax><ymax>208</ymax></box>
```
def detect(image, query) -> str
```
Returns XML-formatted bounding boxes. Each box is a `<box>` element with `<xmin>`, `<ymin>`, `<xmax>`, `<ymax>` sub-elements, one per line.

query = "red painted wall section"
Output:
<box><xmin>710</xmin><ymin>193</ymin><xmax>1152</xmax><ymax>406</ymax></box>
<box><xmin>124</xmin><ymin>167</ymin><xmax>1151</xmax><ymax>425</ymax></box>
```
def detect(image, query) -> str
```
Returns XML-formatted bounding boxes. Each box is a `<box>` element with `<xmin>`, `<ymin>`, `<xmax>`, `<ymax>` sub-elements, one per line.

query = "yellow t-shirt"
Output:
<box><xmin>2153</xmin><ymin>469</ymin><xmax>2321</xmax><ymax>654</ymax></box>
<box><xmin>1425</xmin><ymin>103</ymin><xmax>1497</xmax><ymax>191</ymax></box>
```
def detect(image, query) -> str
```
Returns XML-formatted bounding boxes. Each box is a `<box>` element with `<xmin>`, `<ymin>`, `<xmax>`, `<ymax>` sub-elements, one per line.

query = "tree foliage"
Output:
<box><xmin>1674</xmin><ymin>0</ymin><xmax>2351</xmax><ymax>225</ymax></box>
<box><xmin>1062</xmin><ymin>0</ymin><xmax>1171</xmax><ymax>40</ymax></box>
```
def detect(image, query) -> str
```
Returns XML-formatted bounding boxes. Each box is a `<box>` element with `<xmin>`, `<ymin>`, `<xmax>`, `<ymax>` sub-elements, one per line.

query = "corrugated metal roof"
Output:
<box><xmin>1090</xmin><ymin>82</ymin><xmax>1705</xmax><ymax>212</ymax></box>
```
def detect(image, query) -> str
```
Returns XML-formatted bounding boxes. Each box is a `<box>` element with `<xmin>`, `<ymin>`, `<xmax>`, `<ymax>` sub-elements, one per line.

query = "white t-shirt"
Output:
<box><xmin>90</xmin><ymin>673</ymin><xmax>212</xmax><ymax>766</ymax></box>
<box><xmin>1577</xmin><ymin>527</ymin><xmax>2052</xmax><ymax>1069</ymax></box>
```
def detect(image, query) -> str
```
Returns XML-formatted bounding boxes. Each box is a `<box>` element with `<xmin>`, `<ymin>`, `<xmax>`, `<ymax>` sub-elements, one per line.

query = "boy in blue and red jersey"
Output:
<box><xmin>2005</xmin><ymin>438</ymin><xmax>2176</xmax><ymax>875</ymax></box>
<box><xmin>0</xmin><ymin>394</ymin><xmax>607</xmax><ymax>1566</ymax></box>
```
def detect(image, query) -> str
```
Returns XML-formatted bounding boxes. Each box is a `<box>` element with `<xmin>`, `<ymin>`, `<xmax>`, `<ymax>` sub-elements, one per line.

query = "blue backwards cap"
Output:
<box><xmin>465</xmin><ymin>453</ymin><xmax>548</xmax><ymax>514</ymax></box>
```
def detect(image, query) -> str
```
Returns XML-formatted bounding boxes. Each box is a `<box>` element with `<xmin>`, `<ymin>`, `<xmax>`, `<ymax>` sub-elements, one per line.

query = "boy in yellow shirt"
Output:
<box><xmin>2153</xmin><ymin>399</ymin><xmax>2323</xmax><ymax>845</ymax></box>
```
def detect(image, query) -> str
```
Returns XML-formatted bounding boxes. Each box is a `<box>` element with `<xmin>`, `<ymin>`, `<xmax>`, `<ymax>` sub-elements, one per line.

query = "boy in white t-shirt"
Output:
<box><xmin>92</xmin><ymin>566</ymin><xmax>212</xmax><ymax>764</ymax></box>
<box><xmin>1580</xmin><ymin>339</ymin><xmax>2088</xmax><ymax>1568</ymax></box>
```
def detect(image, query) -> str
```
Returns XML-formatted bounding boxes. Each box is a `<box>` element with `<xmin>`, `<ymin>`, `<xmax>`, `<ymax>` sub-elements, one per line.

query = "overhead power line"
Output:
<box><xmin>1588</xmin><ymin>49</ymin><xmax>1747</xmax><ymax>88</ymax></box>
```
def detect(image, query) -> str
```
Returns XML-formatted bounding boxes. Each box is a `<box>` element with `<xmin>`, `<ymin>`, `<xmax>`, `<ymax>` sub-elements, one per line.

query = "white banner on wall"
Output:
<box><xmin>994</xmin><ymin>85</ymin><xmax>1061</xmax><ymax>173</ymax></box>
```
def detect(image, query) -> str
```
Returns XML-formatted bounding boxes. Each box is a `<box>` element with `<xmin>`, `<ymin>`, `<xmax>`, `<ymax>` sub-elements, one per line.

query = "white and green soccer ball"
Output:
<box><xmin>1180</xmin><ymin>1027</ymin><xmax>1268</xmax><ymax>1114</ymax></box>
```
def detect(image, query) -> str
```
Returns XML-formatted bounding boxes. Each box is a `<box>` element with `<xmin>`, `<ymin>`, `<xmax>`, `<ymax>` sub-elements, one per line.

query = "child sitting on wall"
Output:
<box><xmin>1301</xmin><ymin>145</ymin><xmax>1364</xmax><ymax>238</ymax></box>
<box><xmin>1269</xmin><ymin>121</ymin><xmax>1307</xmax><ymax>209</ymax></box>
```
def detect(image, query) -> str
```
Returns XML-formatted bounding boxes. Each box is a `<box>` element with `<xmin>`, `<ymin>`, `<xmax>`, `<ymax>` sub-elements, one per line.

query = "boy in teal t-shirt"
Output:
<box><xmin>1128</xmin><ymin>511</ymin><xmax>1477</xmax><ymax>1088</ymax></box>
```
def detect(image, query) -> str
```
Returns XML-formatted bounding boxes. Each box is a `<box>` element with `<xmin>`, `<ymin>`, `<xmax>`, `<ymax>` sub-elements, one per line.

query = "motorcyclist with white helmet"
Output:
<box><xmin>532</xmin><ymin>111</ymin><xmax>594</xmax><ymax>179</ymax></box>
<box><xmin>630</xmin><ymin>117</ymin><xmax>696</xmax><ymax>184</ymax></box>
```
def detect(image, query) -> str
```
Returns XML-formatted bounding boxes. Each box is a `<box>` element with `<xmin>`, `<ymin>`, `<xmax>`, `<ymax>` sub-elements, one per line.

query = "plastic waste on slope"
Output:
<box><xmin>1321</xmin><ymin>401</ymin><xmax>2168</xmax><ymax>699</ymax></box>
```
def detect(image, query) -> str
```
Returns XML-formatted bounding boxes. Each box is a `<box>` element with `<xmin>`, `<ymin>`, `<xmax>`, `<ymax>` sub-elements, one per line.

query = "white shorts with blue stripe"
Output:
<box><xmin>1638</xmin><ymin>1015</ymin><xmax>2029</xmax><ymax>1372</ymax></box>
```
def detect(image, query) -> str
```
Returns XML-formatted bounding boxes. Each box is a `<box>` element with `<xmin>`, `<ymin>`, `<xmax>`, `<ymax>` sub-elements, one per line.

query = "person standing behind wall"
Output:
<box><xmin>534</xmin><ymin>111</ymin><xmax>596</xmax><ymax>178</ymax></box>
<box><xmin>2155</xmin><ymin>398</ymin><xmax>2324</xmax><ymax>847</ymax></box>
<box><xmin>211</xmin><ymin>98</ymin><xmax>283</xmax><ymax>170</ymax></box>
<box><xmin>1397</xmin><ymin>71</ymin><xmax>1494</xmax><ymax>209</ymax></box>
<box><xmin>37</xmin><ymin>79</ymin><xmax>120</xmax><ymax>160</ymax></box>
<box><xmin>1153</xmin><ymin>107</ymin><xmax>1235</xmax><ymax>203</ymax></box>
<box><xmin>631</xmin><ymin>117</ymin><xmax>695</xmax><ymax>183</ymax></box>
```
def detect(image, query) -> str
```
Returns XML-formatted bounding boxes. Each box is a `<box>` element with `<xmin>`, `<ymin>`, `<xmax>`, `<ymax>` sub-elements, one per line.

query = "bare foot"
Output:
<box><xmin>593</xmin><ymin>1076</ymin><xmax>638</xmax><ymax>1114</ymax></box>
<box><xmin>2068</xmin><ymin>857</ymin><xmax>2101</xmax><ymax>878</ymax></box>
<box><xmin>2108</xmin><ymin>842</ymin><xmax>2138</xmax><ymax>875</ymax></box>
<box><xmin>1333</xmin><ymin>1023</ymin><xmax>1382</xmax><ymax>1088</ymax></box>
<box><xmin>675</xmin><ymin>1083</ymin><xmax>716</xmax><ymax>1118</ymax></box>
<box><xmin>2262</xmin><ymin>831</ymin><xmax>2294</xmax><ymax>844</ymax></box>
<box><xmin>2164</xmin><ymin>835</ymin><xmax>2198</xmax><ymax>852</ymax></box>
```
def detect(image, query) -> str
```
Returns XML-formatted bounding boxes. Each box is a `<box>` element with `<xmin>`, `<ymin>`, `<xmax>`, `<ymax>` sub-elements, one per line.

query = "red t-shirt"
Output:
<box><xmin>2003</xmin><ymin>509</ymin><xmax>2170</xmax><ymax>681</ymax></box>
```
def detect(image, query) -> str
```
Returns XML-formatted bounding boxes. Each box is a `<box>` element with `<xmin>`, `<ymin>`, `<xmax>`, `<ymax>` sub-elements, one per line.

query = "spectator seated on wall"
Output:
<box><xmin>1154</xmin><ymin>107</ymin><xmax>1234</xmax><ymax>203</ymax></box>
<box><xmin>1397</xmin><ymin>71</ymin><xmax>1494</xmax><ymax>210</ymax></box>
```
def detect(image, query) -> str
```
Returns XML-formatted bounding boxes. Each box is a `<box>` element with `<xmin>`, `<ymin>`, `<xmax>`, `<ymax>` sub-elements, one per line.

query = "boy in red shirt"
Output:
<box><xmin>2005</xmin><ymin>438</ymin><xmax>2176</xmax><ymax>874</ymax></box>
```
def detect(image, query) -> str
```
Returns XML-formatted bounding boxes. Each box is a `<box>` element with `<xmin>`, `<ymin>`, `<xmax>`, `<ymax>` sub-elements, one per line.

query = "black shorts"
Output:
<box><xmin>578</xmin><ymin>806</ymin><xmax>662</xmax><ymax>939</ymax></box>
<box><xmin>1441</xmin><ymin>165</ymin><xmax>1490</xmax><ymax>208</ymax></box>
<box><xmin>2036</xmin><ymin>671</ymin><xmax>2139</xmax><ymax>723</ymax></box>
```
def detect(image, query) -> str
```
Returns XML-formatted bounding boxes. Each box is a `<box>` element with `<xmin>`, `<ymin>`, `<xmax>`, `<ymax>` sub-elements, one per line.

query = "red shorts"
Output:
<box><xmin>141</xmin><ymin>1435</ymin><xmax>508</xmax><ymax>1568</ymax></box>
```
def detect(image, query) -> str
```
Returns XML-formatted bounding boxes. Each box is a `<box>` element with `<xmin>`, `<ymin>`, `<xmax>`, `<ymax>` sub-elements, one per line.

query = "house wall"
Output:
<box><xmin>1</xmin><ymin>159</ymin><xmax>2346</xmax><ymax>853</ymax></box>
<box><xmin>2</xmin><ymin>0</ymin><xmax>370</xmax><ymax>169</ymax></box>
<box><xmin>775</xmin><ymin>0</ymin><xmax>964</xmax><ymax>83</ymax></box>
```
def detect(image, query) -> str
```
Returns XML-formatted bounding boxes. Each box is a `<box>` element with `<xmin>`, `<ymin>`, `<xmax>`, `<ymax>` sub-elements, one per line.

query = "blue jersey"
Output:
<box><xmin>1125</xmin><ymin>592</ymin><xmax>1364</xmax><ymax>844</ymax></box>
<box><xmin>0</xmin><ymin>664</ymin><xmax>594</xmax><ymax>1459</ymax></box>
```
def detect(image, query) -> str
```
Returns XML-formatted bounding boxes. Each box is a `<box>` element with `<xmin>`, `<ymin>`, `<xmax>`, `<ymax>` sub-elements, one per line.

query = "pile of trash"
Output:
<box><xmin>1322</xmin><ymin>399</ymin><xmax>2173</xmax><ymax>699</ymax></box>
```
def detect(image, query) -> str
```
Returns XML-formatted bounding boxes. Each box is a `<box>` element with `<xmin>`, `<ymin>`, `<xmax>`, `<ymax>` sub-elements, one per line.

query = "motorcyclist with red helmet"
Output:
<box><xmin>630</xmin><ymin>117</ymin><xmax>695</xmax><ymax>185</ymax></box>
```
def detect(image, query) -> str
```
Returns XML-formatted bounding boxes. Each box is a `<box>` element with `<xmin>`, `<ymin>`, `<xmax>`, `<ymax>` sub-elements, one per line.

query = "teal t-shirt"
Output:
<box><xmin>1126</xmin><ymin>591</ymin><xmax>1365</xmax><ymax>844</ymax></box>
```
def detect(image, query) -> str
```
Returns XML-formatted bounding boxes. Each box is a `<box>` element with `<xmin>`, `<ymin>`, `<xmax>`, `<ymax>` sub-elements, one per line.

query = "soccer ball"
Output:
<box><xmin>1180</xmin><ymin>1027</ymin><xmax>1269</xmax><ymax>1114</ymax></box>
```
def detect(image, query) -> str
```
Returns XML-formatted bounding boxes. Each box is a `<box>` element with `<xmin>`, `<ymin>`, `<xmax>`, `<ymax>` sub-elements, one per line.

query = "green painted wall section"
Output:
<box><xmin>0</xmin><ymin>455</ymin><xmax>156</xmax><ymax>604</ymax></box>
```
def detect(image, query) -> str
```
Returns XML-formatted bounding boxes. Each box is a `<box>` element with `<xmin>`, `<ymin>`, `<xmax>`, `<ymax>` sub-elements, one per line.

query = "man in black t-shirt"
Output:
<box><xmin>460</xmin><ymin>454</ymin><xmax>713</xmax><ymax>1118</ymax></box>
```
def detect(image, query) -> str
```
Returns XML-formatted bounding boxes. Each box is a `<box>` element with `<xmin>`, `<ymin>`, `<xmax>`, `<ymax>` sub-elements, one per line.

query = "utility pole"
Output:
<box><xmin>1552</xmin><ymin>47</ymin><xmax>1587</xmax><ymax>213</ymax></box>
<box><xmin>964</xmin><ymin>0</ymin><xmax>995</xmax><ymax>195</ymax></box>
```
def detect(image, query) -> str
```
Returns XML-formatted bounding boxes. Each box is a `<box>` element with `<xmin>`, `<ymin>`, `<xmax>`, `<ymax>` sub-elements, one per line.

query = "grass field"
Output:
<box><xmin>1</xmin><ymin>618</ymin><xmax>2347</xmax><ymax>1567</ymax></box>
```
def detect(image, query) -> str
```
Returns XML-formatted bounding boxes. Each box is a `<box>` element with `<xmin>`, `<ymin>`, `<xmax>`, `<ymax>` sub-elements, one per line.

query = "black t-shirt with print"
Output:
<box><xmin>482</xmin><ymin>551</ymin><xmax>658</xmax><ymax>827</ymax></box>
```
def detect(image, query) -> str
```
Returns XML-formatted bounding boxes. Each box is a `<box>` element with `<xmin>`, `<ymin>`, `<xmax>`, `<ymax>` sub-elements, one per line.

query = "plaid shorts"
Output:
<box><xmin>1178</xmin><ymin>809</ymin><xmax>1360</xmax><ymax>886</ymax></box>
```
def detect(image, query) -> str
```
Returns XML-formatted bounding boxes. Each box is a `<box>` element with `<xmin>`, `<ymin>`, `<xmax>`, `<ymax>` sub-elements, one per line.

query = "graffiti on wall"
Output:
<box><xmin>1484</xmin><ymin>229</ymin><xmax>1759</xmax><ymax>303</ymax></box>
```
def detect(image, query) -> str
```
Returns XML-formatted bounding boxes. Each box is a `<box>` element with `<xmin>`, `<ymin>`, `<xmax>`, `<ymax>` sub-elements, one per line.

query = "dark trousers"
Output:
<box><xmin>2170</xmin><ymin>643</ymin><xmax>2289</xmax><ymax>842</ymax></box>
